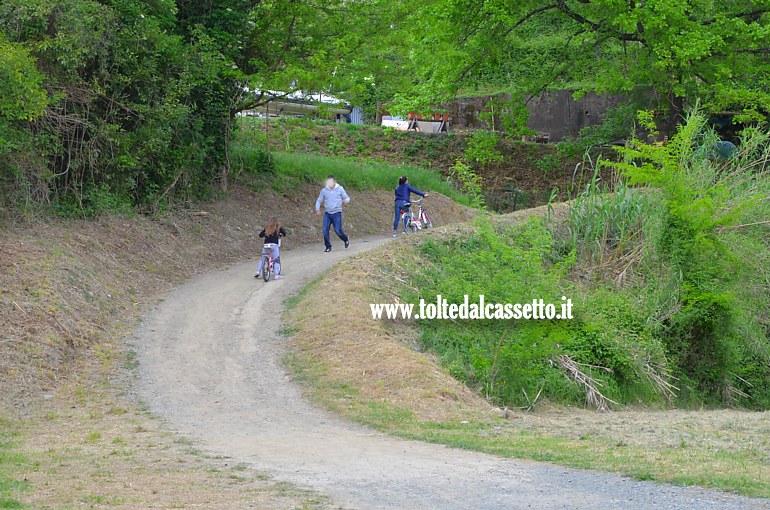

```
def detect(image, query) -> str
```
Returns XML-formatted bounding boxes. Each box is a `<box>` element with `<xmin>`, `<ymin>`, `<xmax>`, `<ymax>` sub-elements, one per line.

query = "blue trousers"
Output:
<box><xmin>323</xmin><ymin>211</ymin><xmax>348</xmax><ymax>249</ymax></box>
<box><xmin>393</xmin><ymin>200</ymin><xmax>410</xmax><ymax>231</ymax></box>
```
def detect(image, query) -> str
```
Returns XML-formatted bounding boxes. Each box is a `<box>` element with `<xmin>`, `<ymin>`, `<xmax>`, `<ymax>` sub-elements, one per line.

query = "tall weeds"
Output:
<box><xmin>401</xmin><ymin>110</ymin><xmax>769</xmax><ymax>410</ymax></box>
<box><xmin>568</xmin><ymin>110</ymin><xmax>770</xmax><ymax>406</ymax></box>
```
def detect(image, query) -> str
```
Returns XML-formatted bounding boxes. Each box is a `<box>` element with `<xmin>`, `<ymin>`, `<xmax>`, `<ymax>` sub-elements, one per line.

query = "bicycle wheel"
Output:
<box><xmin>422</xmin><ymin>211</ymin><xmax>432</xmax><ymax>228</ymax></box>
<box><xmin>262</xmin><ymin>256</ymin><xmax>271</xmax><ymax>282</ymax></box>
<box><xmin>402</xmin><ymin>212</ymin><xmax>411</xmax><ymax>233</ymax></box>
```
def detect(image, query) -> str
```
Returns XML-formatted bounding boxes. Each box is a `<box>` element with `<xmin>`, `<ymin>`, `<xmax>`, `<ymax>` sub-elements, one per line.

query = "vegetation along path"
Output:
<box><xmin>132</xmin><ymin>235</ymin><xmax>768</xmax><ymax>510</ymax></box>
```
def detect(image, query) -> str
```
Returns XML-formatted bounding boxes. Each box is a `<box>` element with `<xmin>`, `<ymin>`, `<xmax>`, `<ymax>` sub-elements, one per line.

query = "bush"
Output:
<box><xmin>463</xmin><ymin>130</ymin><xmax>503</xmax><ymax>165</ymax></box>
<box><xmin>53</xmin><ymin>183</ymin><xmax>135</xmax><ymax>218</ymax></box>
<box><xmin>233</xmin><ymin>145</ymin><xmax>276</xmax><ymax>177</ymax></box>
<box><xmin>394</xmin><ymin>110</ymin><xmax>770</xmax><ymax>410</ymax></box>
<box><xmin>557</xmin><ymin>103</ymin><xmax>638</xmax><ymax>157</ymax></box>
<box><xmin>597</xmin><ymin>111</ymin><xmax>770</xmax><ymax>406</ymax></box>
<box><xmin>566</xmin><ymin>172</ymin><xmax>660</xmax><ymax>266</ymax></box>
<box><xmin>477</xmin><ymin>96</ymin><xmax>534</xmax><ymax>138</ymax></box>
<box><xmin>448</xmin><ymin>160</ymin><xmax>485</xmax><ymax>209</ymax></box>
<box><xmin>0</xmin><ymin>0</ymin><xmax>235</xmax><ymax>212</ymax></box>
<box><xmin>403</xmin><ymin>218</ymin><xmax>668</xmax><ymax>409</ymax></box>
<box><xmin>534</xmin><ymin>153</ymin><xmax>562</xmax><ymax>175</ymax></box>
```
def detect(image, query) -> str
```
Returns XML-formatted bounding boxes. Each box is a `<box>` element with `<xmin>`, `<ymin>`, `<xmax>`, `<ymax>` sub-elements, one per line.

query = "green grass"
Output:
<box><xmin>273</xmin><ymin>152</ymin><xmax>468</xmax><ymax>204</ymax></box>
<box><xmin>287</xmin><ymin>342</ymin><xmax>770</xmax><ymax>499</ymax></box>
<box><xmin>233</xmin><ymin>144</ymin><xmax>471</xmax><ymax>206</ymax></box>
<box><xmin>0</xmin><ymin>418</ymin><xmax>29</xmax><ymax>509</ymax></box>
<box><xmin>283</xmin><ymin>274</ymin><xmax>324</xmax><ymax>311</ymax></box>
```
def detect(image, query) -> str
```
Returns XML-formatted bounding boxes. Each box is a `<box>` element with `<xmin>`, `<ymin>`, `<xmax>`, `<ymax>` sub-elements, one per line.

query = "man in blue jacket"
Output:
<box><xmin>315</xmin><ymin>175</ymin><xmax>350</xmax><ymax>252</ymax></box>
<box><xmin>393</xmin><ymin>175</ymin><xmax>428</xmax><ymax>237</ymax></box>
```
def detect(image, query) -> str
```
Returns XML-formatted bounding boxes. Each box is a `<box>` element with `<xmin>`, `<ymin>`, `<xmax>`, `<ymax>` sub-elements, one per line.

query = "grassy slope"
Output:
<box><xmin>236</xmin><ymin>118</ymin><xmax>598</xmax><ymax>211</ymax></box>
<box><xmin>0</xmin><ymin>187</ymin><xmax>334</xmax><ymax>509</ymax></box>
<box><xmin>0</xmin><ymin>154</ymin><xmax>471</xmax><ymax>508</ymax></box>
<box><xmin>271</xmin><ymin>152</ymin><xmax>469</xmax><ymax>204</ymax></box>
<box><xmin>285</xmin><ymin>207</ymin><xmax>770</xmax><ymax>499</ymax></box>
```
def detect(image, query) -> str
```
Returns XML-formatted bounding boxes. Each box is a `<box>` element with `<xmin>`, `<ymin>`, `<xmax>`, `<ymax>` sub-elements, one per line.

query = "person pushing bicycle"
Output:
<box><xmin>255</xmin><ymin>216</ymin><xmax>287</xmax><ymax>280</ymax></box>
<box><xmin>393</xmin><ymin>175</ymin><xmax>427</xmax><ymax>237</ymax></box>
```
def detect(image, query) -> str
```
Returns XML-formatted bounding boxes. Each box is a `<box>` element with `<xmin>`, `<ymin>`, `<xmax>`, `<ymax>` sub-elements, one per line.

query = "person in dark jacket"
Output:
<box><xmin>393</xmin><ymin>176</ymin><xmax>427</xmax><ymax>236</ymax></box>
<box><xmin>255</xmin><ymin>216</ymin><xmax>287</xmax><ymax>279</ymax></box>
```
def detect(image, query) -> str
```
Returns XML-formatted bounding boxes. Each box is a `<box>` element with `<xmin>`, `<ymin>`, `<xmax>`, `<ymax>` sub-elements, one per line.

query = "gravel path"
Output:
<box><xmin>132</xmin><ymin>237</ymin><xmax>769</xmax><ymax>510</ymax></box>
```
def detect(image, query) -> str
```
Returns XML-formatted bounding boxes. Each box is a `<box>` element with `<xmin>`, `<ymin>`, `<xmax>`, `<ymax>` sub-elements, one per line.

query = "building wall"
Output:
<box><xmin>526</xmin><ymin>91</ymin><xmax>629</xmax><ymax>142</ymax></box>
<box><xmin>445</xmin><ymin>91</ymin><xmax>631</xmax><ymax>142</ymax></box>
<box><xmin>349</xmin><ymin>106</ymin><xmax>364</xmax><ymax>125</ymax></box>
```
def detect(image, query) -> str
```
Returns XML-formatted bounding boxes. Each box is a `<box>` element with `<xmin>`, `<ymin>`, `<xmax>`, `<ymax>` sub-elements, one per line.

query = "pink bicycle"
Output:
<box><xmin>400</xmin><ymin>198</ymin><xmax>433</xmax><ymax>234</ymax></box>
<box><xmin>259</xmin><ymin>241</ymin><xmax>281</xmax><ymax>282</ymax></box>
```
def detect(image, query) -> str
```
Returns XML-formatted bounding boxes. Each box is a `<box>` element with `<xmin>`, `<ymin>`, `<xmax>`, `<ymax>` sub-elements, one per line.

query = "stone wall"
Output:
<box><xmin>446</xmin><ymin>91</ymin><xmax>630</xmax><ymax>142</ymax></box>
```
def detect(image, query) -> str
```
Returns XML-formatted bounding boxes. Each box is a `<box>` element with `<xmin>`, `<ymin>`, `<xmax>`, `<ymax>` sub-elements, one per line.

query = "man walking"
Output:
<box><xmin>315</xmin><ymin>175</ymin><xmax>350</xmax><ymax>252</ymax></box>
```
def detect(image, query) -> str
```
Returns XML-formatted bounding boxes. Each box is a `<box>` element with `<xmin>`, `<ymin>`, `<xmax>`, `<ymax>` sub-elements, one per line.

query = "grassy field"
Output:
<box><xmin>284</xmin><ymin>214</ymin><xmax>770</xmax><ymax>499</ymax></box>
<box><xmin>0</xmin><ymin>418</ymin><xmax>28</xmax><ymax>509</ymax></box>
<box><xmin>231</xmin><ymin>145</ymin><xmax>472</xmax><ymax>206</ymax></box>
<box><xmin>0</xmin><ymin>386</ymin><xmax>331</xmax><ymax>510</ymax></box>
<box><xmin>274</xmin><ymin>152</ymin><xmax>466</xmax><ymax>201</ymax></box>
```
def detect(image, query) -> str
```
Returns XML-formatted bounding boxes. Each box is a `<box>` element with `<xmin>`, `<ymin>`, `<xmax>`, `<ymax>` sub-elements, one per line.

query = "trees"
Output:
<box><xmin>387</xmin><ymin>0</ymin><xmax>770</xmax><ymax>120</ymax></box>
<box><xmin>0</xmin><ymin>0</ymin><xmax>228</xmax><ymax>209</ymax></box>
<box><xmin>3</xmin><ymin>0</ymin><xmax>768</xmax><ymax>212</ymax></box>
<box><xmin>0</xmin><ymin>0</ymin><xmax>388</xmax><ymax>209</ymax></box>
<box><xmin>0</xmin><ymin>0</ymin><xmax>419</xmax><ymax>209</ymax></box>
<box><xmin>0</xmin><ymin>38</ymin><xmax>47</xmax><ymax>122</ymax></box>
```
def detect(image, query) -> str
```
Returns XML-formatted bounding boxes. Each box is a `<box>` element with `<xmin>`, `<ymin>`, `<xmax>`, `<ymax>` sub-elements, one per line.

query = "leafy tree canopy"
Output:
<box><xmin>382</xmin><ymin>0</ymin><xmax>770</xmax><ymax>120</ymax></box>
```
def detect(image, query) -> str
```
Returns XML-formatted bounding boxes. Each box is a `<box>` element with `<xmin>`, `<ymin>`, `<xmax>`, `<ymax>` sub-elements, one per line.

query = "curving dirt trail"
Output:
<box><xmin>132</xmin><ymin>238</ymin><xmax>768</xmax><ymax>510</ymax></box>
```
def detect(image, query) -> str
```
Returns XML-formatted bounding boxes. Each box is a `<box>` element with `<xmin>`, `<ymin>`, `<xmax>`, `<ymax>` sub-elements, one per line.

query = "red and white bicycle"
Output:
<box><xmin>400</xmin><ymin>198</ymin><xmax>433</xmax><ymax>234</ymax></box>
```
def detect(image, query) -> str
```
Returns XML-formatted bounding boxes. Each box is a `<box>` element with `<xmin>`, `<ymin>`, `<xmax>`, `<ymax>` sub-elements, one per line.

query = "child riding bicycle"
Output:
<box><xmin>255</xmin><ymin>216</ymin><xmax>287</xmax><ymax>279</ymax></box>
<box><xmin>393</xmin><ymin>175</ymin><xmax>427</xmax><ymax>237</ymax></box>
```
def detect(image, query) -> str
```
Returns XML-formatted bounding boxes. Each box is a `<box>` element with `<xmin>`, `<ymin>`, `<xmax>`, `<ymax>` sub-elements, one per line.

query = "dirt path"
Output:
<box><xmin>132</xmin><ymin>238</ymin><xmax>768</xmax><ymax>510</ymax></box>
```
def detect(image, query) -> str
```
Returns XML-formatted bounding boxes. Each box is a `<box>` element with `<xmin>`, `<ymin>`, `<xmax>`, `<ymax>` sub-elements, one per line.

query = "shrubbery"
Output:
<box><xmin>0</xmin><ymin>0</ymin><xmax>240</xmax><ymax>215</ymax></box>
<box><xmin>406</xmin><ymin>218</ymin><xmax>668</xmax><ymax>409</ymax></box>
<box><xmin>401</xmin><ymin>112</ymin><xmax>770</xmax><ymax>410</ymax></box>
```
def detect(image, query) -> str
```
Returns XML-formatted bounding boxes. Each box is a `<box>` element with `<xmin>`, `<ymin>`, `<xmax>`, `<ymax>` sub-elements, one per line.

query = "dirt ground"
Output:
<box><xmin>13</xmin><ymin>361</ymin><xmax>334</xmax><ymax>509</ymax></box>
<box><xmin>0</xmin><ymin>184</ymin><xmax>472</xmax><ymax>508</ymax></box>
<box><xmin>0</xmin><ymin>184</ymin><xmax>471</xmax><ymax>408</ymax></box>
<box><xmin>129</xmin><ymin>232</ymin><xmax>765</xmax><ymax>509</ymax></box>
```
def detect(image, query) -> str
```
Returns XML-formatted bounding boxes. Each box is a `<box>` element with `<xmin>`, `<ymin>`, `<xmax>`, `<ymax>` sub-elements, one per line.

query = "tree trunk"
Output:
<box><xmin>221</xmin><ymin>116</ymin><xmax>232</xmax><ymax>192</ymax></box>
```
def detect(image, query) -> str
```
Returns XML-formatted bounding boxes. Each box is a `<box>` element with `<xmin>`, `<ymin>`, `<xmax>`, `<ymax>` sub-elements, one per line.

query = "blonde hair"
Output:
<box><xmin>264</xmin><ymin>216</ymin><xmax>281</xmax><ymax>236</ymax></box>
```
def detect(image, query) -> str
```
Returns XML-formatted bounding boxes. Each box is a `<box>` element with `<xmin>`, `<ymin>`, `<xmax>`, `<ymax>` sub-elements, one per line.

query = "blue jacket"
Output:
<box><xmin>394</xmin><ymin>183</ymin><xmax>425</xmax><ymax>203</ymax></box>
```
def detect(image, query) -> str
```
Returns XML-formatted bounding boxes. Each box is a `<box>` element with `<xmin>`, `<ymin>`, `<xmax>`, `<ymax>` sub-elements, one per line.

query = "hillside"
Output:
<box><xmin>239</xmin><ymin>118</ymin><xmax>610</xmax><ymax>212</ymax></box>
<box><xmin>1</xmin><ymin>183</ymin><xmax>472</xmax><ymax>409</ymax></box>
<box><xmin>285</xmin><ymin>203</ymin><xmax>770</xmax><ymax>498</ymax></box>
<box><xmin>0</xmin><ymin>167</ymin><xmax>473</xmax><ymax>508</ymax></box>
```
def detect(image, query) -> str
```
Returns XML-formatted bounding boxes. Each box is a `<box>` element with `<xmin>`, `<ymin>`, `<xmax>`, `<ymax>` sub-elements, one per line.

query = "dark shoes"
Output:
<box><xmin>324</xmin><ymin>240</ymin><xmax>348</xmax><ymax>252</ymax></box>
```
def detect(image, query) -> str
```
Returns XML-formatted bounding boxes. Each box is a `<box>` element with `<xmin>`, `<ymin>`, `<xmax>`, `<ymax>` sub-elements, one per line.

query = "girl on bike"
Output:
<box><xmin>393</xmin><ymin>175</ymin><xmax>427</xmax><ymax>237</ymax></box>
<box><xmin>255</xmin><ymin>216</ymin><xmax>287</xmax><ymax>279</ymax></box>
